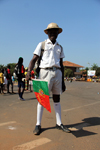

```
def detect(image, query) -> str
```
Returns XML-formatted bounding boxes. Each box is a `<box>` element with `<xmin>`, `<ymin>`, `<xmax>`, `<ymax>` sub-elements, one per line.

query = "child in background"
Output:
<box><xmin>25</xmin><ymin>67</ymin><xmax>29</xmax><ymax>91</ymax></box>
<box><xmin>29</xmin><ymin>70</ymin><xmax>34</xmax><ymax>92</ymax></box>
<box><xmin>3</xmin><ymin>68</ymin><xmax>7</xmax><ymax>91</ymax></box>
<box><xmin>0</xmin><ymin>69</ymin><xmax>4</xmax><ymax>94</ymax></box>
<box><xmin>12</xmin><ymin>75</ymin><xmax>15</xmax><ymax>84</ymax></box>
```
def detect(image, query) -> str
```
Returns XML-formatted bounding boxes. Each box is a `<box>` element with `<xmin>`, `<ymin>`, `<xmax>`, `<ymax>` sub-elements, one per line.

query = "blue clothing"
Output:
<box><xmin>12</xmin><ymin>76</ymin><xmax>15</xmax><ymax>81</ymax></box>
<box><xmin>18</xmin><ymin>81</ymin><xmax>25</xmax><ymax>88</ymax></box>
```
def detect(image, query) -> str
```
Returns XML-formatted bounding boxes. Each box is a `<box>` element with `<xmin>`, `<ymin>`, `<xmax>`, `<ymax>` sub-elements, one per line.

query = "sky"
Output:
<box><xmin>0</xmin><ymin>0</ymin><xmax>100</xmax><ymax>68</ymax></box>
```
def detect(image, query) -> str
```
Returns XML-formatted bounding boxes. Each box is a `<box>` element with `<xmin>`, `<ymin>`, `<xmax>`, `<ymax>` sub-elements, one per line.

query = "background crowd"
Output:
<box><xmin>0</xmin><ymin>57</ymin><xmax>35</xmax><ymax>100</ymax></box>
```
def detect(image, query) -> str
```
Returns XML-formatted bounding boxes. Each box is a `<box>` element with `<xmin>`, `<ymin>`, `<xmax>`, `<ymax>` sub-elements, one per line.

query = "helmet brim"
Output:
<box><xmin>44</xmin><ymin>28</ymin><xmax>62</xmax><ymax>34</ymax></box>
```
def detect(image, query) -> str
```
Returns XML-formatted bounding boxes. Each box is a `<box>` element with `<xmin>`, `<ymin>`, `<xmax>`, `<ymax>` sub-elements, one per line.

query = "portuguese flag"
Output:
<box><xmin>32</xmin><ymin>79</ymin><xmax>51</xmax><ymax>112</ymax></box>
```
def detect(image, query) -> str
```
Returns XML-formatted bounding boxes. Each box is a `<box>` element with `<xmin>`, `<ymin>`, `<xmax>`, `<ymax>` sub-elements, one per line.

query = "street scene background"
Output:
<box><xmin>0</xmin><ymin>81</ymin><xmax>100</xmax><ymax>150</ymax></box>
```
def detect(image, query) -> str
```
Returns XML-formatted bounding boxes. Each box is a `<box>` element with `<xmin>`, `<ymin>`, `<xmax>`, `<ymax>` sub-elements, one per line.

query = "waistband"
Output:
<box><xmin>43</xmin><ymin>67</ymin><xmax>61</xmax><ymax>71</ymax></box>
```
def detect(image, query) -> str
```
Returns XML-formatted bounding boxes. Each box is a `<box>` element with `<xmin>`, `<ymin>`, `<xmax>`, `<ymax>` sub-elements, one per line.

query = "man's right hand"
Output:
<box><xmin>26</xmin><ymin>71</ymin><xmax>31</xmax><ymax>81</ymax></box>
<box><xmin>26</xmin><ymin>54</ymin><xmax>38</xmax><ymax>80</ymax></box>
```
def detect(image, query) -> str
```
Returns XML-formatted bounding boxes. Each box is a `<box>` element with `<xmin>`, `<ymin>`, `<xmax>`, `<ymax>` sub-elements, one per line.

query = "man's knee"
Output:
<box><xmin>53</xmin><ymin>95</ymin><xmax>60</xmax><ymax>103</ymax></box>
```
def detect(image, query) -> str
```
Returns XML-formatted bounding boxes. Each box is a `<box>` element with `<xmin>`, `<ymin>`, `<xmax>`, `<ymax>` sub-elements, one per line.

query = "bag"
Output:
<box><xmin>14</xmin><ymin>65</ymin><xmax>25</xmax><ymax>79</ymax></box>
<box><xmin>14</xmin><ymin>65</ymin><xmax>21</xmax><ymax>79</ymax></box>
<box><xmin>14</xmin><ymin>65</ymin><xmax>18</xmax><ymax>79</ymax></box>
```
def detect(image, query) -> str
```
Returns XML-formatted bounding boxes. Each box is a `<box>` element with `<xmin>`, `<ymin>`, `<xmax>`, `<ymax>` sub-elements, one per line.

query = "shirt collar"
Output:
<box><xmin>46</xmin><ymin>38</ymin><xmax>58</xmax><ymax>45</ymax></box>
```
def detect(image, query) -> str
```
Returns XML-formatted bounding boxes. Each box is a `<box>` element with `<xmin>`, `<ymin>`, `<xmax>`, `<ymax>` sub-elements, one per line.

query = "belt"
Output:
<box><xmin>45</xmin><ymin>67</ymin><xmax>61</xmax><ymax>71</ymax></box>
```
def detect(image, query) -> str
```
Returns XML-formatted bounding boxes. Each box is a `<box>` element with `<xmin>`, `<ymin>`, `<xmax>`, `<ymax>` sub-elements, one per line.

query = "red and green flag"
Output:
<box><xmin>32</xmin><ymin>79</ymin><xmax>51</xmax><ymax>112</ymax></box>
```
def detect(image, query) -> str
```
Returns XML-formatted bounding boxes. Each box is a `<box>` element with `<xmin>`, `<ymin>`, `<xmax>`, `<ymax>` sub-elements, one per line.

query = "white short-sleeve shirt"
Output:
<box><xmin>33</xmin><ymin>39</ymin><xmax>65</xmax><ymax>68</ymax></box>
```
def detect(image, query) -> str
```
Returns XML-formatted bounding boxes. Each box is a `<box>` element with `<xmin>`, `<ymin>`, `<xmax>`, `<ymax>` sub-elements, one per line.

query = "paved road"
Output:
<box><xmin>0</xmin><ymin>81</ymin><xmax>100</xmax><ymax>150</ymax></box>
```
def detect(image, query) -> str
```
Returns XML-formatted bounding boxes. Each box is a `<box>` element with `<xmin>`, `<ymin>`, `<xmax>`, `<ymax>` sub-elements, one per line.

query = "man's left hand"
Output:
<box><xmin>62</xmin><ymin>82</ymin><xmax>66</xmax><ymax>92</ymax></box>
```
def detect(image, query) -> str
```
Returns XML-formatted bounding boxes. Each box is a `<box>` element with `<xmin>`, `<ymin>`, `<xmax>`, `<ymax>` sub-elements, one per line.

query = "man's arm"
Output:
<box><xmin>60</xmin><ymin>58</ymin><xmax>66</xmax><ymax>92</ymax></box>
<box><xmin>26</xmin><ymin>54</ymin><xmax>39</xmax><ymax>80</ymax></box>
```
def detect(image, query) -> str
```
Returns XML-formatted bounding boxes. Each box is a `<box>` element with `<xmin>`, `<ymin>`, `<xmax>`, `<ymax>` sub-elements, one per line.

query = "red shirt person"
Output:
<box><xmin>7</xmin><ymin>65</ymin><xmax>14</xmax><ymax>93</ymax></box>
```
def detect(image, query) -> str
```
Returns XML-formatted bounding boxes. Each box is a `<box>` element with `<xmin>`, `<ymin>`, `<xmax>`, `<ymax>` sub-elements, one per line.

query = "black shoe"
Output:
<box><xmin>7</xmin><ymin>92</ymin><xmax>11</xmax><ymax>94</ymax></box>
<box><xmin>33</xmin><ymin>125</ymin><xmax>41</xmax><ymax>135</ymax></box>
<box><xmin>56</xmin><ymin>124</ymin><xmax>70</xmax><ymax>133</ymax></box>
<box><xmin>12</xmin><ymin>92</ymin><xmax>15</xmax><ymax>94</ymax></box>
<box><xmin>19</xmin><ymin>97</ymin><xmax>25</xmax><ymax>101</ymax></box>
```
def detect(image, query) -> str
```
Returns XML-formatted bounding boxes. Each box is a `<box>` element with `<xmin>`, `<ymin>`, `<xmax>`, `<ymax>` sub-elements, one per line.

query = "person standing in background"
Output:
<box><xmin>3</xmin><ymin>67</ymin><xmax>7</xmax><ymax>91</ymax></box>
<box><xmin>15</xmin><ymin>57</ymin><xmax>25</xmax><ymax>100</ymax></box>
<box><xmin>24</xmin><ymin>67</ymin><xmax>29</xmax><ymax>91</ymax></box>
<box><xmin>0</xmin><ymin>69</ymin><xmax>4</xmax><ymax>94</ymax></box>
<box><xmin>7</xmin><ymin>65</ymin><xmax>14</xmax><ymax>94</ymax></box>
<box><xmin>29</xmin><ymin>70</ymin><xmax>34</xmax><ymax>92</ymax></box>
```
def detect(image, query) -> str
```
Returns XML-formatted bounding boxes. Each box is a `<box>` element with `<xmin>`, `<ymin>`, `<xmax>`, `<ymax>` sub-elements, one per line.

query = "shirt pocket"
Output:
<box><xmin>44</xmin><ymin>47</ymin><xmax>52</xmax><ymax>57</ymax></box>
<box><xmin>56</xmin><ymin>48</ymin><xmax>61</xmax><ymax>58</ymax></box>
<box><xmin>56</xmin><ymin>48</ymin><xmax>61</xmax><ymax>54</ymax></box>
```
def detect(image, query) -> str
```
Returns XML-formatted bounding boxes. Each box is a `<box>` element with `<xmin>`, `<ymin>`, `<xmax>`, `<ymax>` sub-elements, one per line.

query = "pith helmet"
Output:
<box><xmin>44</xmin><ymin>23</ymin><xmax>62</xmax><ymax>34</ymax></box>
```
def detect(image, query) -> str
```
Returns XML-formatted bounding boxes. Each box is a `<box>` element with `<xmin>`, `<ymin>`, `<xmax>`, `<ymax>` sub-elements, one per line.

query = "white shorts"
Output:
<box><xmin>39</xmin><ymin>69</ymin><xmax>62</xmax><ymax>95</ymax></box>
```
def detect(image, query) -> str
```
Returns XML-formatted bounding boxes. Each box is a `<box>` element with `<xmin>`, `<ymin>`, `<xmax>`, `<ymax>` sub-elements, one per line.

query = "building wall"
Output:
<box><xmin>76</xmin><ymin>67</ymin><xmax>80</xmax><ymax>72</ymax></box>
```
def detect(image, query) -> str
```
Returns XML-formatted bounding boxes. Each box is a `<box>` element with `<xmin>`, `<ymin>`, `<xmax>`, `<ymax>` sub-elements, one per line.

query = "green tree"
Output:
<box><xmin>0</xmin><ymin>64</ymin><xmax>5</xmax><ymax>70</ymax></box>
<box><xmin>64</xmin><ymin>68</ymin><xmax>73</xmax><ymax>78</ymax></box>
<box><xmin>96</xmin><ymin>67</ymin><xmax>100</xmax><ymax>76</ymax></box>
<box><xmin>82</xmin><ymin>67</ymin><xmax>89</xmax><ymax>76</ymax></box>
<box><xmin>91</xmin><ymin>63</ymin><xmax>98</xmax><ymax>70</ymax></box>
<box><xmin>85</xmin><ymin>67</ymin><xmax>89</xmax><ymax>71</ymax></box>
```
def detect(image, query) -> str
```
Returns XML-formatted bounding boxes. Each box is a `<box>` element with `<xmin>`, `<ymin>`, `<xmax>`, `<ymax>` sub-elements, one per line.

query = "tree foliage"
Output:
<box><xmin>85</xmin><ymin>67</ymin><xmax>89</xmax><ymax>71</ymax></box>
<box><xmin>0</xmin><ymin>64</ymin><xmax>5</xmax><ymax>70</ymax></box>
<box><xmin>0</xmin><ymin>63</ymin><xmax>16</xmax><ymax>75</ymax></box>
<box><xmin>96</xmin><ymin>67</ymin><xmax>100</xmax><ymax>76</ymax></box>
<box><xmin>91</xmin><ymin>63</ymin><xmax>98</xmax><ymax>70</ymax></box>
<box><xmin>64</xmin><ymin>68</ymin><xmax>73</xmax><ymax>77</ymax></box>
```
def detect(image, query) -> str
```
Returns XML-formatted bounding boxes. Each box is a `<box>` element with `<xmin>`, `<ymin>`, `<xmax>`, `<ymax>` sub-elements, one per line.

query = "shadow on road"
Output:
<box><xmin>67</xmin><ymin>117</ymin><xmax>100</xmax><ymax>138</ymax></box>
<box><xmin>30</xmin><ymin>117</ymin><xmax>100</xmax><ymax>136</ymax></box>
<box><xmin>25</xmin><ymin>97</ymin><xmax>36</xmax><ymax>101</ymax></box>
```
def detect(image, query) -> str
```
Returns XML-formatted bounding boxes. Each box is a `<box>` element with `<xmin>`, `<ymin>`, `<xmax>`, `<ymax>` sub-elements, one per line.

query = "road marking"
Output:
<box><xmin>63</xmin><ymin>101</ymin><xmax>100</xmax><ymax>112</ymax></box>
<box><xmin>0</xmin><ymin>121</ymin><xmax>16</xmax><ymax>127</ymax></box>
<box><xmin>69</xmin><ymin>123</ymin><xmax>90</xmax><ymax>131</ymax></box>
<box><xmin>8</xmin><ymin>126</ymin><xmax>17</xmax><ymax>130</ymax></box>
<box><xmin>13</xmin><ymin>138</ymin><xmax>51</xmax><ymax>150</ymax></box>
